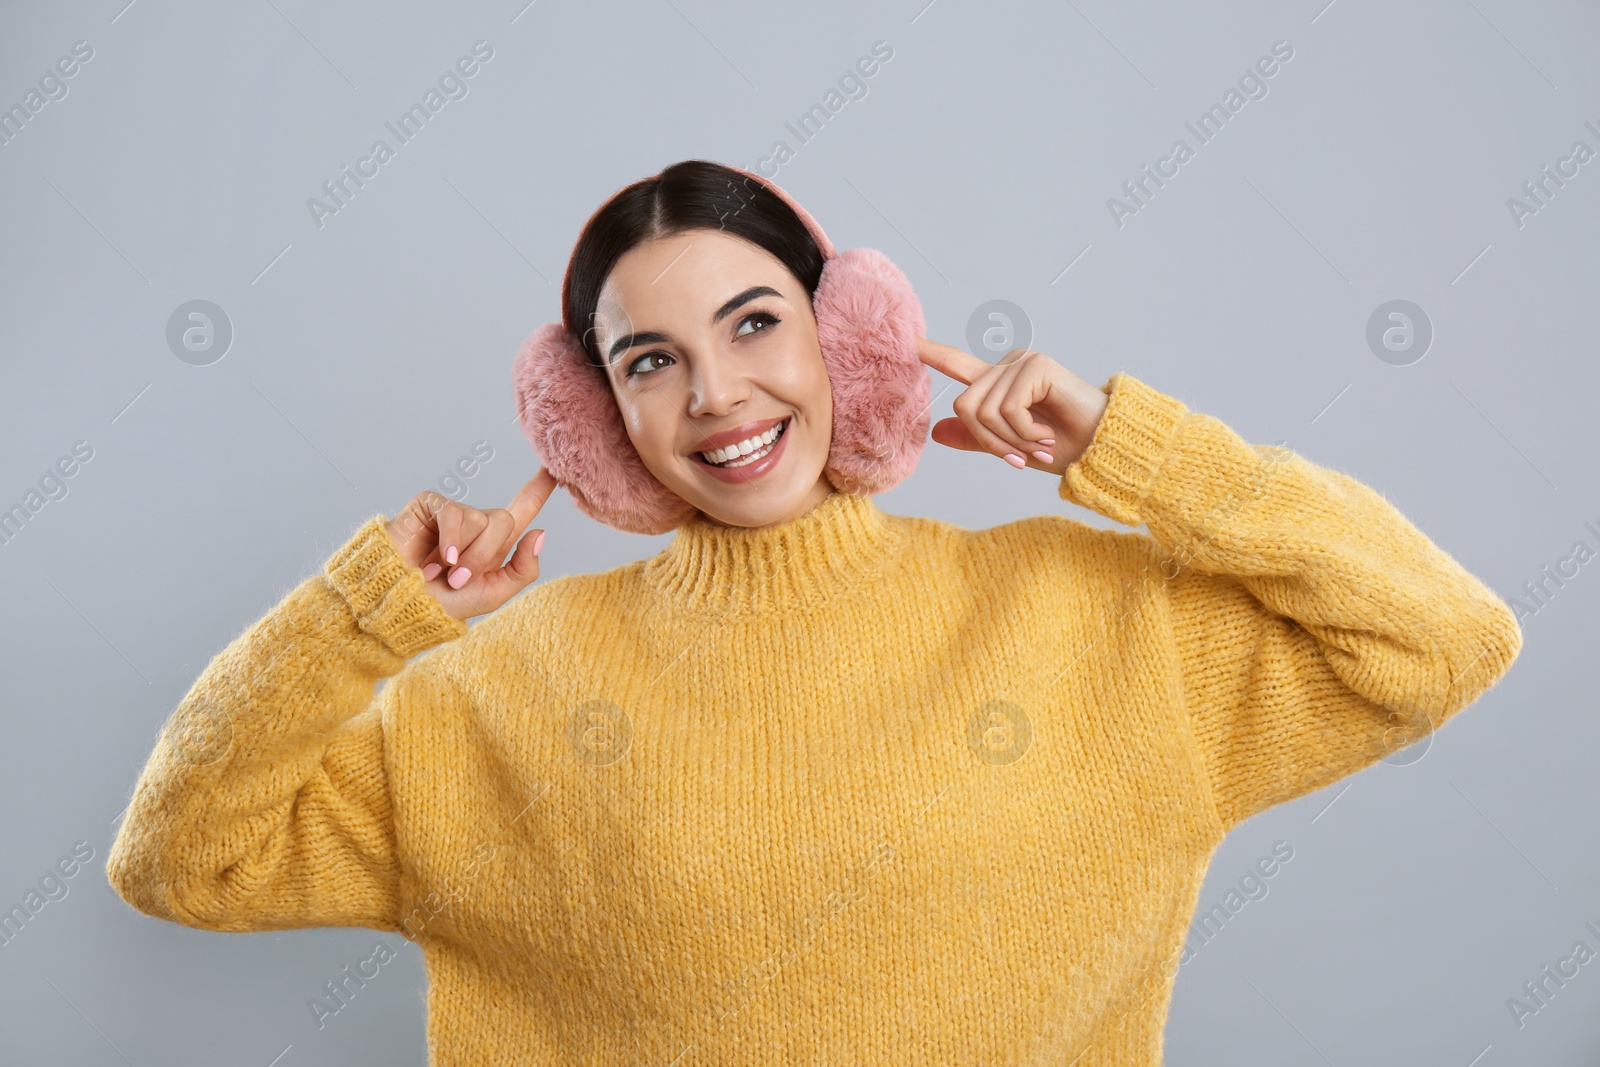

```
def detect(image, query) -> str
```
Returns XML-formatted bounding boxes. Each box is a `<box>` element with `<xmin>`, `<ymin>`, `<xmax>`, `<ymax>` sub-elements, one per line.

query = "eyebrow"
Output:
<box><xmin>606</xmin><ymin>285</ymin><xmax>783</xmax><ymax>364</ymax></box>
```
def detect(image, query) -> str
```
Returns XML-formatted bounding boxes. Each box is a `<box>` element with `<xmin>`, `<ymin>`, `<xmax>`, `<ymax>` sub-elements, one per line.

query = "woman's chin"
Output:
<box><xmin>679</xmin><ymin>465</ymin><xmax>831</xmax><ymax>529</ymax></box>
<box><xmin>690</xmin><ymin>490</ymin><xmax>800</xmax><ymax>530</ymax></box>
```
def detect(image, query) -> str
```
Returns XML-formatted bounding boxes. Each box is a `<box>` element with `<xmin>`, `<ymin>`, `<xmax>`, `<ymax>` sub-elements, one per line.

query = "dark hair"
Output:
<box><xmin>563</xmin><ymin>159</ymin><xmax>826</xmax><ymax>370</ymax></box>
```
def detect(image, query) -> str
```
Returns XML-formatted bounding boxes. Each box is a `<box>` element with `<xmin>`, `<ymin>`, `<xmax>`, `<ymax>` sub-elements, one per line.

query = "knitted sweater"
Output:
<box><xmin>106</xmin><ymin>372</ymin><xmax>1521</xmax><ymax>1065</ymax></box>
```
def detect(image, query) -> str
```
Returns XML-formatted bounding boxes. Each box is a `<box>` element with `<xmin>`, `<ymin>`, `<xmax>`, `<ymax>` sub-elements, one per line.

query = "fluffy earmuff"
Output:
<box><xmin>512</xmin><ymin>165</ymin><xmax>928</xmax><ymax>535</ymax></box>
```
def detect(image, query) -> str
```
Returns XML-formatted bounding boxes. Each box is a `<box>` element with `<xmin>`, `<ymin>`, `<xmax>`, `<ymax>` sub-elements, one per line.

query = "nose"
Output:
<box><xmin>685</xmin><ymin>346</ymin><xmax>751</xmax><ymax>418</ymax></box>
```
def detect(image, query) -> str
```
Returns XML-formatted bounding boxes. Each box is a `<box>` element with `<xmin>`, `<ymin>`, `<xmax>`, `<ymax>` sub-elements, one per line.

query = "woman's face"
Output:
<box><xmin>594</xmin><ymin>228</ymin><xmax>835</xmax><ymax>529</ymax></box>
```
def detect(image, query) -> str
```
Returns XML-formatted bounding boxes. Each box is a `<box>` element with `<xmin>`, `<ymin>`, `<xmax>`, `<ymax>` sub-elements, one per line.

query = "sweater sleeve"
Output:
<box><xmin>1059</xmin><ymin>373</ymin><xmax>1523</xmax><ymax>831</ymax></box>
<box><xmin>105</xmin><ymin>515</ymin><xmax>468</xmax><ymax>933</ymax></box>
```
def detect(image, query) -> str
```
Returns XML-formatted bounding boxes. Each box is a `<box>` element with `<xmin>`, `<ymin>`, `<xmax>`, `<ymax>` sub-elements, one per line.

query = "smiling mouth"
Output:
<box><xmin>694</xmin><ymin>417</ymin><xmax>789</xmax><ymax>468</ymax></box>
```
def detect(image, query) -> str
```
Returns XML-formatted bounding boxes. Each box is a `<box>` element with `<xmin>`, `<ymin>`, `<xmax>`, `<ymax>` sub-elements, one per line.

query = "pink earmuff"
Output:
<box><xmin>511</xmin><ymin>164</ymin><xmax>928</xmax><ymax>535</ymax></box>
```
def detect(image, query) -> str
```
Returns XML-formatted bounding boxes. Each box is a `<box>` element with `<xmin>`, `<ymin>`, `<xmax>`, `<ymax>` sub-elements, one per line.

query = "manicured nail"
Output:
<box><xmin>1003</xmin><ymin>453</ymin><xmax>1027</xmax><ymax>469</ymax></box>
<box><xmin>445</xmin><ymin>545</ymin><xmax>458</xmax><ymax>565</ymax></box>
<box><xmin>532</xmin><ymin>531</ymin><xmax>545</xmax><ymax>556</ymax></box>
<box><xmin>447</xmin><ymin>566</ymin><xmax>472</xmax><ymax>589</ymax></box>
<box><xmin>422</xmin><ymin>562</ymin><xmax>442</xmax><ymax>581</ymax></box>
<box><xmin>1036</xmin><ymin>438</ymin><xmax>1056</xmax><ymax>445</ymax></box>
<box><xmin>1031</xmin><ymin>450</ymin><xmax>1054</xmax><ymax>464</ymax></box>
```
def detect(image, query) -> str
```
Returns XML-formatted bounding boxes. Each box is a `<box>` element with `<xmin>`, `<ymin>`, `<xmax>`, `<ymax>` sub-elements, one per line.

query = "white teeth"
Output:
<box><xmin>719</xmin><ymin>441</ymin><xmax>774</xmax><ymax>468</ymax></box>
<box><xmin>701</xmin><ymin>420</ymin><xmax>786</xmax><ymax>466</ymax></box>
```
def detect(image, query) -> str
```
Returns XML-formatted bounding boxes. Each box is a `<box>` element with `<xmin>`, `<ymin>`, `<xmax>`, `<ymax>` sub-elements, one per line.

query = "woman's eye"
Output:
<box><xmin>734</xmin><ymin>311</ymin><xmax>781</xmax><ymax>338</ymax></box>
<box><xmin>627</xmin><ymin>351</ymin><xmax>672</xmax><ymax>378</ymax></box>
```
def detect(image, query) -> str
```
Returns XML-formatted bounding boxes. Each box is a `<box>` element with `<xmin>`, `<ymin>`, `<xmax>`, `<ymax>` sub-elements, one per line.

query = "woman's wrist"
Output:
<box><xmin>325</xmin><ymin>515</ymin><xmax>469</xmax><ymax>658</ymax></box>
<box><xmin>1058</xmin><ymin>374</ymin><xmax>1189</xmax><ymax>528</ymax></box>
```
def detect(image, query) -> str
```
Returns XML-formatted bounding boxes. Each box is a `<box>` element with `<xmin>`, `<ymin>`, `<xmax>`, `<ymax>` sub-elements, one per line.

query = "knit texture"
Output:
<box><xmin>106</xmin><ymin>373</ymin><xmax>1522</xmax><ymax>1065</ymax></box>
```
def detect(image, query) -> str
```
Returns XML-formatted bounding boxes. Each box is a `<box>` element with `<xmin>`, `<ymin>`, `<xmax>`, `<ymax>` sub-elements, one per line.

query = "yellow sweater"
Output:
<box><xmin>107</xmin><ymin>372</ymin><xmax>1521</xmax><ymax>1065</ymax></box>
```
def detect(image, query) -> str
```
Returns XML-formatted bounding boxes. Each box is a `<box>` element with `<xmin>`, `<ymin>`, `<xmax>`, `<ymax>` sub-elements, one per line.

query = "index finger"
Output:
<box><xmin>506</xmin><ymin>466</ymin><xmax>559</xmax><ymax>529</ymax></box>
<box><xmin>916</xmin><ymin>335</ymin><xmax>993</xmax><ymax>386</ymax></box>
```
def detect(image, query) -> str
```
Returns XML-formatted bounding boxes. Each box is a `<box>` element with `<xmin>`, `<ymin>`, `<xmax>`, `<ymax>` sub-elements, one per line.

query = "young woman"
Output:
<box><xmin>107</xmin><ymin>160</ymin><xmax>1522</xmax><ymax>1065</ymax></box>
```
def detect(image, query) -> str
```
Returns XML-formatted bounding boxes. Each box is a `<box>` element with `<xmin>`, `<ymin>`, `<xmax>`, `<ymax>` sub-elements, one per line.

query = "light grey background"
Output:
<box><xmin>2</xmin><ymin>0</ymin><xmax>1596</xmax><ymax>1063</ymax></box>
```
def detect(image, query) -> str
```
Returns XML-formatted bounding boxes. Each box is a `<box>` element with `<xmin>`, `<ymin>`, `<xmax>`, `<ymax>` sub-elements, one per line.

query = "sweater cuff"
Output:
<box><xmin>324</xmin><ymin>514</ymin><xmax>468</xmax><ymax>659</ymax></box>
<box><xmin>1058</xmin><ymin>373</ymin><xmax>1190</xmax><ymax>527</ymax></box>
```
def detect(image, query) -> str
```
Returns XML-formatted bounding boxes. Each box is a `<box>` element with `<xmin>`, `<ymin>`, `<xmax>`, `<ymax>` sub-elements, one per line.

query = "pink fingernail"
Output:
<box><xmin>445</xmin><ymin>545</ymin><xmax>458</xmax><ymax>565</ymax></box>
<box><xmin>422</xmin><ymin>562</ymin><xmax>442</xmax><ymax>581</ymax></box>
<box><xmin>532</xmin><ymin>531</ymin><xmax>545</xmax><ymax>556</ymax></box>
<box><xmin>1032</xmin><ymin>450</ymin><xmax>1054</xmax><ymax>464</ymax></box>
<box><xmin>1003</xmin><ymin>453</ymin><xmax>1027</xmax><ymax>469</ymax></box>
<box><xmin>1037</xmin><ymin>438</ymin><xmax>1056</xmax><ymax>445</ymax></box>
<box><xmin>447</xmin><ymin>566</ymin><xmax>472</xmax><ymax>589</ymax></box>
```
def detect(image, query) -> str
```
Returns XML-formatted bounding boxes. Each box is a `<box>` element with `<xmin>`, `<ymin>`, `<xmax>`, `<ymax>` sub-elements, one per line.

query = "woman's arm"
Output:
<box><xmin>106</xmin><ymin>515</ymin><xmax>468</xmax><ymax>932</ymax></box>
<box><xmin>1060</xmin><ymin>373</ymin><xmax>1523</xmax><ymax>831</ymax></box>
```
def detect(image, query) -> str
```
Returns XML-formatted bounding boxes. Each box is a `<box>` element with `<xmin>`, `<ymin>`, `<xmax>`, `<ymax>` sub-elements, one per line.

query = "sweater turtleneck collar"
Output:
<box><xmin>640</xmin><ymin>489</ymin><xmax>904</xmax><ymax>617</ymax></box>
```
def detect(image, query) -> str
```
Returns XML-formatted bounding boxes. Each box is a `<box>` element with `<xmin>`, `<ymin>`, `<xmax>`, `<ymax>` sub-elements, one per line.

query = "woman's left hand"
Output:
<box><xmin>917</xmin><ymin>336</ymin><xmax>1110</xmax><ymax>475</ymax></box>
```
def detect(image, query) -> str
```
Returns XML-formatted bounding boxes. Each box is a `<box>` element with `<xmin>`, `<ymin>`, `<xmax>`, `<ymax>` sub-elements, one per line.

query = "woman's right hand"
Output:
<box><xmin>384</xmin><ymin>466</ymin><xmax>559</xmax><ymax>620</ymax></box>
